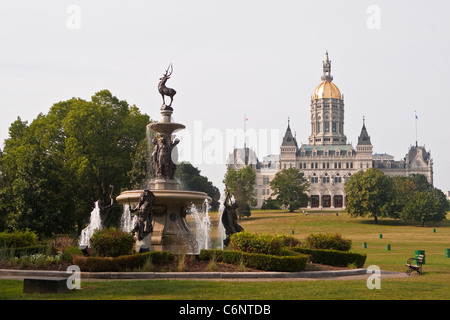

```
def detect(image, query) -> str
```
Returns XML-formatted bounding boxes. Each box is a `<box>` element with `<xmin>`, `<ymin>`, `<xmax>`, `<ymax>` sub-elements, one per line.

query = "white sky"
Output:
<box><xmin>1</xmin><ymin>0</ymin><xmax>449</xmax><ymax>193</ymax></box>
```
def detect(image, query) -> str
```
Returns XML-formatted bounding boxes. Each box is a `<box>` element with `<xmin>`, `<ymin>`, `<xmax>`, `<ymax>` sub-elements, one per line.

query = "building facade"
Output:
<box><xmin>226</xmin><ymin>53</ymin><xmax>433</xmax><ymax>209</ymax></box>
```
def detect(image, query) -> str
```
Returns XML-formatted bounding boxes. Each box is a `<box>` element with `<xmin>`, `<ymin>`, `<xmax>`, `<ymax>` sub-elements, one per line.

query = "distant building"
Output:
<box><xmin>226</xmin><ymin>53</ymin><xmax>434</xmax><ymax>209</ymax></box>
<box><xmin>445</xmin><ymin>191</ymin><xmax>450</xmax><ymax>201</ymax></box>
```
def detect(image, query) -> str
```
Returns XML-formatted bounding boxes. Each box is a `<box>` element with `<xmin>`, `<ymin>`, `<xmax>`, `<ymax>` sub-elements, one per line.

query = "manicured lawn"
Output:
<box><xmin>1</xmin><ymin>210</ymin><xmax>449</xmax><ymax>301</ymax></box>
<box><xmin>1</xmin><ymin>275</ymin><xmax>450</xmax><ymax>300</ymax></box>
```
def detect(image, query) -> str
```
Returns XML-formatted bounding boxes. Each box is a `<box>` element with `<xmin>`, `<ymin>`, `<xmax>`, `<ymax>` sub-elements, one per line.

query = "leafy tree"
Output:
<box><xmin>269</xmin><ymin>168</ymin><xmax>309</xmax><ymax>212</ymax></box>
<box><xmin>392</xmin><ymin>174</ymin><xmax>448</xmax><ymax>225</ymax></box>
<box><xmin>0</xmin><ymin>90</ymin><xmax>149</xmax><ymax>237</ymax></box>
<box><xmin>223</xmin><ymin>166</ymin><xmax>256</xmax><ymax>217</ymax></box>
<box><xmin>344</xmin><ymin>168</ymin><xmax>395</xmax><ymax>223</ymax></box>
<box><xmin>400</xmin><ymin>188</ymin><xmax>448</xmax><ymax>226</ymax></box>
<box><xmin>175</xmin><ymin>162</ymin><xmax>221</xmax><ymax>210</ymax></box>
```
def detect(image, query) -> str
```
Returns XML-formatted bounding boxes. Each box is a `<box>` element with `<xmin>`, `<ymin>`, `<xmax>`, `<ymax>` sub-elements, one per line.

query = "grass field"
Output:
<box><xmin>1</xmin><ymin>210</ymin><xmax>449</xmax><ymax>301</ymax></box>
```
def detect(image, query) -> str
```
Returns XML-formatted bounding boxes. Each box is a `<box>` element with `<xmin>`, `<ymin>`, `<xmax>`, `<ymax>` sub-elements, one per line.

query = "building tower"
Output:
<box><xmin>356</xmin><ymin>118</ymin><xmax>373</xmax><ymax>170</ymax></box>
<box><xmin>309</xmin><ymin>52</ymin><xmax>347</xmax><ymax>146</ymax></box>
<box><xmin>280</xmin><ymin>118</ymin><xmax>298</xmax><ymax>169</ymax></box>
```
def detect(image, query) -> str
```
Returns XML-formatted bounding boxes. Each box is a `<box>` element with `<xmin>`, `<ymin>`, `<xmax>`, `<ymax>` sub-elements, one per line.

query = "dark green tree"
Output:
<box><xmin>269</xmin><ymin>168</ymin><xmax>309</xmax><ymax>212</ymax></box>
<box><xmin>393</xmin><ymin>175</ymin><xmax>448</xmax><ymax>226</ymax></box>
<box><xmin>175</xmin><ymin>162</ymin><xmax>221</xmax><ymax>210</ymax></box>
<box><xmin>344</xmin><ymin>168</ymin><xmax>395</xmax><ymax>223</ymax></box>
<box><xmin>223</xmin><ymin>166</ymin><xmax>256</xmax><ymax>218</ymax></box>
<box><xmin>0</xmin><ymin>90</ymin><xmax>149</xmax><ymax>237</ymax></box>
<box><xmin>400</xmin><ymin>188</ymin><xmax>448</xmax><ymax>226</ymax></box>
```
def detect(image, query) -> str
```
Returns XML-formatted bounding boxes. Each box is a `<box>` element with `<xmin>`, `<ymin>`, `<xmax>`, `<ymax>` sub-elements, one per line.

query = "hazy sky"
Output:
<box><xmin>1</xmin><ymin>1</ymin><xmax>449</xmax><ymax>193</ymax></box>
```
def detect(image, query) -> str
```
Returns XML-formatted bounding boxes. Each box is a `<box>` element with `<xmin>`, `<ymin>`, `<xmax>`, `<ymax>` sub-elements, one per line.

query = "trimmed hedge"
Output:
<box><xmin>305</xmin><ymin>233</ymin><xmax>352</xmax><ymax>251</ymax></box>
<box><xmin>290</xmin><ymin>247</ymin><xmax>366</xmax><ymax>268</ymax></box>
<box><xmin>199</xmin><ymin>249</ymin><xmax>308</xmax><ymax>272</ymax></box>
<box><xmin>90</xmin><ymin>227</ymin><xmax>135</xmax><ymax>257</ymax></box>
<box><xmin>229</xmin><ymin>231</ymin><xmax>301</xmax><ymax>256</ymax></box>
<box><xmin>72</xmin><ymin>251</ymin><xmax>174</xmax><ymax>272</ymax></box>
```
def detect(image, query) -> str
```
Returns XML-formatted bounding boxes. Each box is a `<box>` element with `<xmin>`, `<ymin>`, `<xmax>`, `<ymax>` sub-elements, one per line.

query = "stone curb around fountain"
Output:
<box><xmin>0</xmin><ymin>268</ymin><xmax>375</xmax><ymax>280</ymax></box>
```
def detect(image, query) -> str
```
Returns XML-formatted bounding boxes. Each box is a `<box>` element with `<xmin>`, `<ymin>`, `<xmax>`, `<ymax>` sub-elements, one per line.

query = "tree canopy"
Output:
<box><xmin>175</xmin><ymin>162</ymin><xmax>221</xmax><ymax>211</ymax></box>
<box><xmin>0</xmin><ymin>90</ymin><xmax>149</xmax><ymax>237</ymax></box>
<box><xmin>345</xmin><ymin>169</ymin><xmax>448</xmax><ymax>225</ymax></box>
<box><xmin>344</xmin><ymin>168</ymin><xmax>395</xmax><ymax>223</ymax></box>
<box><xmin>223</xmin><ymin>166</ymin><xmax>256</xmax><ymax>217</ymax></box>
<box><xmin>269</xmin><ymin>168</ymin><xmax>309</xmax><ymax>212</ymax></box>
<box><xmin>393</xmin><ymin>175</ymin><xmax>448</xmax><ymax>226</ymax></box>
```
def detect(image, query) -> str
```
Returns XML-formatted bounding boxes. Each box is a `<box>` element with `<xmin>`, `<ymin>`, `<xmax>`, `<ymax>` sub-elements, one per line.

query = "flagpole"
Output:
<box><xmin>415</xmin><ymin>111</ymin><xmax>418</xmax><ymax>147</ymax></box>
<box><xmin>244</xmin><ymin>114</ymin><xmax>247</xmax><ymax>149</ymax></box>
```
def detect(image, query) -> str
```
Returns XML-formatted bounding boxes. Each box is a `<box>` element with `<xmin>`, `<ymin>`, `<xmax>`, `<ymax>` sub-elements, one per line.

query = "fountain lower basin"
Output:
<box><xmin>116</xmin><ymin>189</ymin><xmax>211</xmax><ymax>253</ymax></box>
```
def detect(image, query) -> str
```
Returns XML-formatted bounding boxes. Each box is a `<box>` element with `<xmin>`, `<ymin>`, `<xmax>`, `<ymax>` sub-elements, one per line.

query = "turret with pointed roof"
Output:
<box><xmin>357</xmin><ymin>117</ymin><xmax>372</xmax><ymax>146</ymax></box>
<box><xmin>356</xmin><ymin>118</ymin><xmax>373</xmax><ymax>169</ymax></box>
<box><xmin>281</xmin><ymin>118</ymin><xmax>298</xmax><ymax>147</ymax></box>
<box><xmin>280</xmin><ymin>119</ymin><xmax>298</xmax><ymax>167</ymax></box>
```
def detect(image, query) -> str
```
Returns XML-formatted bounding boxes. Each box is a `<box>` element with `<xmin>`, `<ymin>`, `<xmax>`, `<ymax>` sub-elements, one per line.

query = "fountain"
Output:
<box><xmin>190</xmin><ymin>200</ymin><xmax>212</xmax><ymax>252</ymax></box>
<box><xmin>116</xmin><ymin>64</ymin><xmax>211</xmax><ymax>254</ymax></box>
<box><xmin>79</xmin><ymin>201</ymin><xmax>102</xmax><ymax>247</ymax></box>
<box><xmin>120</xmin><ymin>205</ymin><xmax>136</xmax><ymax>233</ymax></box>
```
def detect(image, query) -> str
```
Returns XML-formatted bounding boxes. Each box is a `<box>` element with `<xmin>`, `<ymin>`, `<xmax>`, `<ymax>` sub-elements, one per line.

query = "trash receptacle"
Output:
<box><xmin>415</xmin><ymin>250</ymin><xmax>425</xmax><ymax>264</ymax></box>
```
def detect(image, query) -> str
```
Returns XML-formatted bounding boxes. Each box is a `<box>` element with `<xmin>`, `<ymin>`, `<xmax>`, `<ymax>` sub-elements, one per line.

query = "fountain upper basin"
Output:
<box><xmin>116</xmin><ymin>189</ymin><xmax>211</xmax><ymax>206</ymax></box>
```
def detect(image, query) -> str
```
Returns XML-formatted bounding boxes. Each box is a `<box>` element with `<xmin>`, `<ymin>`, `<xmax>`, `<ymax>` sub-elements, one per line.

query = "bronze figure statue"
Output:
<box><xmin>153</xmin><ymin>135</ymin><xmax>180</xmax><ymax>180</ymax></box>
<box><xmin>130</xmin><ymin>190</ymin><xmax>156</xmax><ymax>241</ymax></box>
<box><xmin>158</xmin><ymin>64</ymin><xmax>177</xmax><ymax>109</ymax></box>
<box><xmin>221</xmin><ymin>192</ymin><xmax>244</xmax><ymax>246</ymax></box>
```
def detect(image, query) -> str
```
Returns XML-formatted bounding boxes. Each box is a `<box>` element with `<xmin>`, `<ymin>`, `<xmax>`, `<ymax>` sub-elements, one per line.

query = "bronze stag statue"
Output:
<box><xmin>158</xmin><ymin>64</ymin><xmax>177</xmax><ymax>109</ymax></box>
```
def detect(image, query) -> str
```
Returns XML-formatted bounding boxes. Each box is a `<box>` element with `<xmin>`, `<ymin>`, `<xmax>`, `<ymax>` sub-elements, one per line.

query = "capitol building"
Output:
<box><xmin>226</xmin><ymin>53</ymin><xmax>434</xmax><ymax>209</ymax></box>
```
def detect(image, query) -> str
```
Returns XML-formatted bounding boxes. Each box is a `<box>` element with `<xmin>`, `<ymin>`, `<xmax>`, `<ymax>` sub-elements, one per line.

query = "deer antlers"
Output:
<box><xmin>163</xmin><ymin>64</ymin><xmax>173</xmax><ymax>78</ymax></box>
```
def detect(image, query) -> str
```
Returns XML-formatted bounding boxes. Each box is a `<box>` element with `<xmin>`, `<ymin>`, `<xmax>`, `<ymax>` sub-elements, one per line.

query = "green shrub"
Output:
<box><xmin>90</xmin><ymin>227</ymin><xmax>135</xmax><ymax>257</ymax></box>
<box><xmin>199</xmin><ymin>249</ymin><xmax>308</xmax><ymax>272</ymax></box>
<box><xmin>73</xmin><ymin>251</ymin><xmax>174</xmax><ymax>272</ymax></box>
<box><xmin>305</xmin><ymin>233</ymin><xmax>352</xmax><ymax>251</ymax></box>
<box><xmin>0</xmin><ymin>229</ymin><xmax>38</xmax><ymax>248</ymax></box>
<box><xmin>277</xmin><ymin>234</ymin><xmax>302</xmax><ymax>248</ymax></box>
<box><xmin>61</xmin><ymin>246</ymin><xmax>84</xmax><ymax>263</ymax></box>
<box><xmin>229</xmin><ymin>231</ymin><xmax>300</xmax><ymax>256</ymax></box>
<box><xmin>0</xmin><ymin>245</ymin><xmax>49</xmax><ymax>261</ymax></box>
<box><xmin>290</xmin><ymin>247</ymin><xmax>366</xmax><ymax>268</ymax></box>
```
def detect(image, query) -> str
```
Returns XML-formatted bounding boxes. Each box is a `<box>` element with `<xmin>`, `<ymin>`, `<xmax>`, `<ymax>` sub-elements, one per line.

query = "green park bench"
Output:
<box><xmin>405</xmin><ymin>254</ymin><xmax>424</xmax><ymax>276</ymax></box>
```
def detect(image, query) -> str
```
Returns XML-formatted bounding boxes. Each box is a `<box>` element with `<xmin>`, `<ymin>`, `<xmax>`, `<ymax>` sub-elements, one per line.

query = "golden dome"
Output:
<box><xmin>312</xmin><ymin>80</ymin><xmax>342</xmax><ymax>100</ymax></box>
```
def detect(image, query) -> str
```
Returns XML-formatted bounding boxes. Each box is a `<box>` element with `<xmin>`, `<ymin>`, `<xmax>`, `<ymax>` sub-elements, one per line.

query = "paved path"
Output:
<box><xmin>0</xmin><ymin>268</ymin><xmax>408</xmax><ymax>281</ymax></box>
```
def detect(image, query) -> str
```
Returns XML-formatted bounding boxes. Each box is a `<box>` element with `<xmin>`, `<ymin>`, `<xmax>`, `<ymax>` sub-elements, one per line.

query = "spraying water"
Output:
<box><xmin>79</xmin><ymin>201</ymin><xmax>102</xmax><ymax>247</ymax></box>
<box><xmin>190</xmin><ymin>199</ymin><xmax>212</xmax><ymax>253</ymax></box>
<box><xmin>120</xmin><ymin>205</ymin><xmax>136</xmax><ymax>233</ymax></box>
<box><xmin>217</xmin><ymin>193</ymin><xmax>226</xmax><ymax>250</ymax></box>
